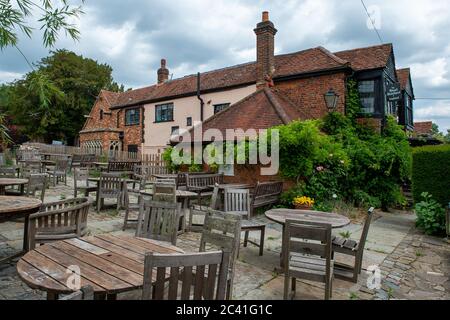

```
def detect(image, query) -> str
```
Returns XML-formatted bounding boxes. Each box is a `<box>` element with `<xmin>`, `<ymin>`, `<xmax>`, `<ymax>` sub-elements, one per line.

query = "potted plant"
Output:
<box><xmin>293</xmin><ymin>196</ymin><xmax>315</xmax><ymax>210</ymax></box>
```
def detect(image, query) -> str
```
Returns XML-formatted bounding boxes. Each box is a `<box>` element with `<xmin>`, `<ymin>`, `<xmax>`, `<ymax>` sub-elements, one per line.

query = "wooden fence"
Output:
<box><xmin>21</xmin><ymin>142</ymin><xmax>165</xmax><ymax>166</ymax></box>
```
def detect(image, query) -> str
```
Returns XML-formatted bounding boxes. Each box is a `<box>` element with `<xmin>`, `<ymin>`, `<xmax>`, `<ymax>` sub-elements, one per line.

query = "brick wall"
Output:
<box><xmin>80</xmin><ymin>92</ymin><xmax>143</xmax><ymax>153</ymax></box>
<box><xmin>275</xmin><ymin>72</ymin><xmax>347</xmax><ymax>119</ymax></box>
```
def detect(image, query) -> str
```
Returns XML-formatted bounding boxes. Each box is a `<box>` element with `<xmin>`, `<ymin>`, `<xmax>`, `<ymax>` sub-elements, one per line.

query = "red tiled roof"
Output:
<box><xmin>111</xmin><ymin>47</ymin><xmax>351</xmax><ymax>109</ymax></box>
<box><xmin>101</xmin><ymin>90</ymin><xmax>121</xmax><ymax>106</ymax></box>
<box><xmin>176</xmin><ymin>88</ymin><xmax>306</xmax><ymax>142</ymax></box>
<box><xmin>414</xmin><ymin>122</ymin><xmax>433</xmax><ymax>135</ymax></box>
<box><xmin>109</xmin><ymin>43</ymin><xmax>393</xmax><ymax>109</ymax></box>
<box><xmin>334</xmin><ymin>43</ymin><xmax>393</xmax><ymax>71</ymax></box>
<box><xmin>397</xmin><ymin>68</ymin><xmax>411</xmax><ymax>90</ymax></box>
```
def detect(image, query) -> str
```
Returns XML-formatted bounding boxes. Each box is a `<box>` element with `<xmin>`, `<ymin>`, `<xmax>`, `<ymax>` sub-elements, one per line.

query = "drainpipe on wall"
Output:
<box><xmin>197</xmin><ymin>72</ymin><xmax>205</xmax><ymax>122</ymax></box>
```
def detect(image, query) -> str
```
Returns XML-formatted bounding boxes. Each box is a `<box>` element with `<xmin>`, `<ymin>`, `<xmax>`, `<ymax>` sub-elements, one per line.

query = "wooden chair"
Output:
<box><xmin>200</xmin><ymin>210</ymin><xmax>241</xmax><ymax>300</ymax></box>
<box><xmin>283</xmin><ymin>220</ymin><xmax>333</xmax><ymax>300</ymax></box>
<box><xmin>250</xmin><ymin>181</ymin><xmax>283</xmax><ymax>216</ymax></box>
<box><xmin>21</xmin><ymin>162</ymin><xmax>42</xmax><ymax>177</ymax></box>
<box><xmin>123</xmin><ymin>190</ymin><xmax>142</xmax><ymax>231</ymax></box>
<box><xmin>59</xmin><ymin>286</ymin><xmax>94</xmax><ymax>300</ymax></box>
<box><xmin>26</xmin><ymin>174</ymin><xmax>48</xmax><ymax>202</ymax></box>
<box><xmin>47</xmin><ymin>159</ymin><xmax>70</xmax><ymax>186</ymax></box>
<box><xmin>188</xmin><ymin>185</ymin><xmax>220</xmax><ymax>232</ymax></box>
<box><xmin>29</xmin><ymin>198</ymin><xmax>92</xmax><ymax>250</ymax></box>
<box><xmin>153</xmin><ymin>181</ymin><xmax>177</xmax><ymax>203</ymax></box>
<box><xmin>0</xmin><ymin>167</ymin><xmax>17</xmax><ymax>178</ymax></box>
<box><xmin>142</xmin><ymin>251</ymin><xmax>231</xmax><ymax>300</ymax></box>
<box><xmin>332</xmin><ymin>207</ymin><xmax>375</xmax><ymax>283</ymax></box>
<box><xmin>74</xmin><ymin>168</ymin><xmax>97</xmax><ymax>198</ymax></box>
<box><xmin>186</xmin><ymin>173</ymin><xmax>224</xmax><ymax>206</ymax></box>
<box><xmin>136</xmin><ymin>200</ymin><xmax>178</xmax><ymax>245</ymax></box>
<box><xmin>224</xmin><ymin>188</ymin><xmax>266</xmax><ymax>256</ymax></box>
<box><xmin>96</xmin><ymin>173</ymin><xmax>123</xmax><ymax>213</ymax></box>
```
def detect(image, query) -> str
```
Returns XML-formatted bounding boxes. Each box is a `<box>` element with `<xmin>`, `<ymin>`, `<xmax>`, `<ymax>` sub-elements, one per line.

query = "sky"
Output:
<box><xmin>1</xmin><ymin>0</ymin><xmax>450</xmax><ymax>132</ymax></box>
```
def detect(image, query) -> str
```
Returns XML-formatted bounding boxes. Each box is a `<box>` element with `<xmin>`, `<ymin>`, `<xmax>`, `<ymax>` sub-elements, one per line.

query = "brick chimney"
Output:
<box><xmin>157</xmin><ymin>59</ymin><xmax>169</xmax><ymax>84</ymax></box>
<box><xmin>254</xmin><ymin>11</ymin><xmax>277</xmax><ymax>89</ymax></box>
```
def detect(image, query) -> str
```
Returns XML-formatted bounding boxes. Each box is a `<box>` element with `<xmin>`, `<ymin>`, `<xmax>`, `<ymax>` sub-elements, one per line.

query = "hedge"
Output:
<box><xmin>412</xmin><ymin>144</ymin><xmax>450</xmax><ymax>206</ymax></box>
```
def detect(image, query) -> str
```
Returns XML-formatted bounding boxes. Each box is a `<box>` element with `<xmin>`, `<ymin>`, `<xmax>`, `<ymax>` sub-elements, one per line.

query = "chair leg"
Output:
<box><xmin>244</xmin><ymin>231</ymin><xmax>249</xmax><ymax>248</ymax></box>
<box><xmin>283</xmin><ymin>274</ymin><xmax>290</xmax><ymax>300</ymax></box>
<box><xmin>123</xmin><ymin>208</ymin><xmax>129</xmax><ymax>231</ymax></box>
<box><xmin>291</xmin><ymin>277</ymin><xmax>297</xmax><ymax>300</ymax></box>
<box><xmin>325</xmin><ymin>280</ymin><xmax>331</xmax><ymax>300</ymax></box>
<box><xmin>97</xmin><ymin>196</ymin><xmax>101</xmax><ymax>213</ymax></box>
<box><xmin>259</xmin><ymin>226</ymin><xmax>265</xmax><ymax>256</ymax></box>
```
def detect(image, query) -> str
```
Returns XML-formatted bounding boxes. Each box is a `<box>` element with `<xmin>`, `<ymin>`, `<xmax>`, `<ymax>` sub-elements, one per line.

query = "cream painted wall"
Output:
<box><xmin>143</xmin><ymin>84</ymin><xmax>256</xmax><ymax>154</ymax></box>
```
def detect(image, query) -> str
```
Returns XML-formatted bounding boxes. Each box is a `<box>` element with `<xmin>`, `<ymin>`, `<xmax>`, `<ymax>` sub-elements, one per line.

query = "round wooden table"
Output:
<box><xmin>0</xmin><ymin>196</ymin><xmax>42</xmax><ymax>263</ymax></box>
<box><xmin>265</xmin><ymin>208</ymin><xmax>351</xmax><ymax>228</ymax></box>
<box><xmin>265</xmin><ymin>208</ymin><xmax>351</xmax><ymax>270</ymax></box>
<box><xmin>0</xmin><ymin>178</ymin><xmax>29</xmax><ymax>195</ymax></box>
<box><xmin>17</xmin><ymin>234</ymin><xmax>184</xmax><ymax>300</ymax></box>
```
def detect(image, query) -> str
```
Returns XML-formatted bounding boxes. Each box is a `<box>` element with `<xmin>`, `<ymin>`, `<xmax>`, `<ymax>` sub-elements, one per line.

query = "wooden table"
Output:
<box><xmin>88</xmin><ymin>177</ymin><xmax>134</xmax><ymax>210</ymax></box>
<box><xmin>0</xmin><ymin>196</ymin><xmax>42</xmax><ymax>263</ymax></box>
<box><xmin>0</xmin><ymin>178</ymin><xmax>29</xmax><ymax>195</ymax></box>
<box><xmin>17</xmin><ymin>234</ymin><xmax>184</xmax><ymax>300</ymax></box>
<box><xmin>265</xmin><ymin>209</ymin><xmax>351</xmax><ymax>271</ymax></box>
<box><xmin>140</xmin><ymin>189</ymin><xmax>198</xmax><ymax>209</ymax></box>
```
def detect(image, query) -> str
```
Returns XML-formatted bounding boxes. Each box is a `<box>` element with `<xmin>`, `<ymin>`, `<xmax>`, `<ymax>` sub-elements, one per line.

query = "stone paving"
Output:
<box><xmin>0</xmin><ymin>176</ymin><xmax>449</xmax><ymax>300</ymax></box>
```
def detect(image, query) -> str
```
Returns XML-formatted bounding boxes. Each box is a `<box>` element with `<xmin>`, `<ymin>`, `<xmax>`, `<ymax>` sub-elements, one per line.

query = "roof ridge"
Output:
<box><xmin>316</xmin><ymin>46</ymin><xmax>349</xmax><ymax>65</ymax></box>
<box><xmin>263</xmin><ymin>88</ymin><xmax>292</xmax><ymax>124</ymax></box>
<box><xmin>333</xmin><ymin>43</ymin><xmax>393</xmax><ymax>54</ymax></box>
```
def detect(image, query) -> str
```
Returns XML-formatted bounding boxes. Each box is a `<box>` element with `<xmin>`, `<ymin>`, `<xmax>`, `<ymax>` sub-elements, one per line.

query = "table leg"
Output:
<box><xmin>47</xmin><ymin>292</ymin><xmax>59</xmax><ymax>300</ymax></box>
<box><xmin>20</xmin><ymin>184</ymin><xmax>25</xmax><ymax>196</ymax></box>
<box><xmin>0</xmin><ymin>186</ymin><xmax>5</xmax><ymax>196</ymax></box>
<box><xmin>23</xmin><ymin>215</ymin><xmax>30</xmax><ymax>252</ymax></box>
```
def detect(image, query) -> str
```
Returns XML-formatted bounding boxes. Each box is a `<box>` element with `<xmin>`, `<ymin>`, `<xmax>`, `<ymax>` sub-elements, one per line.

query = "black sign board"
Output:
<box><xmin>386</xmin><ymin>83</ymin><xmax>402</xmax><ymax>102</ymax></box>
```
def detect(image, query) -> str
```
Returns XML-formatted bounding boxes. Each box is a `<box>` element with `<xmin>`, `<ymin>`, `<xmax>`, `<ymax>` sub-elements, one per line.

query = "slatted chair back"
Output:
<box><xmin>55</xmin><ymin>159</ymin><xmax>70</xmax><ymax>173</ymax></box>
<box><xmin>27</xmin><ymin>174</ymin><xmax>47</xmax><ymax>202</ymax></box>
<box><xmin>99</xmin><ymin>173</ymin><xmax>123</xmax><ymax>197</ymax></box>
<box><xmin>153</xmin><ymin>181</ymin><xmax>177</xmax><ymax>203</ymax></box>
<box><xmin>107</xmin><ymin>161</ymin><xmax>139</xmax><ymax>173</ymax></box>
<box><xmin>200</xmin><ymin>210</ymin><xmax>241</xmax><ymax>299</ymax></box>
<box><xmin>59</xmin><ymin>286</ymin><xmax>94</xmax><ymax>300</ymax></box>
<box><xmin>224</xmin><ymin>188</ymin><xmax>251</xmax><ymax>219</ymax></box>
<box><xmin>284</xmin><ymin>220</ymin><xmax>332</xmax><ymax>274</ymax></box>
<box><xmin>355</xmin><ymin>207</ymin><xmax>375</xmax><ymax>271</ymax></box>
<box><xmin>22</xmin><ymin>162</ymin><xmax>42</xmax><ymax>176</ymax></box>
<box><xmin>74</xmin><ymin>168</ymin><xmax>90</xmax><ymax>186</ymax></box>
<box><xmin>176</xmin><ymin>173</ymin><xmax>187</xmax><ymax>189</ymax></box>
<box><xmin>142</xmin><ymin>251</ymin><xmax>231</xmax><ymax>300</ymax></box>
<box><xmin>186</xmin><ymin>174</ymin><xmax>224</xmax><ymax>191</ymax></box>
<box><xmin>0</xmin><ymin>167</ymin><xmax>17</xmax><ymax>178</ymax></box>
<box><xmin>137</xmin><ymin>200</ymin><xmax>178</xmax><ymax>245</ymax></box>
<box><xmin>29</xmin><ymin>198</ymin><xmax>92</xmax><ymax>249</ymax></box>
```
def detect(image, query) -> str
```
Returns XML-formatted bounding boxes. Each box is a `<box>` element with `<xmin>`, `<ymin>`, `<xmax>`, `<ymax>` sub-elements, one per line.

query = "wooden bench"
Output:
<box><xmin>107</xmin><ymin>161</ymin><xmax>140</xmax><ymax>175</ymax></box>
<box><xmin>250</xmin><ymin>181</ymin><xmax>283</xmax><ymax>215</ymax></box>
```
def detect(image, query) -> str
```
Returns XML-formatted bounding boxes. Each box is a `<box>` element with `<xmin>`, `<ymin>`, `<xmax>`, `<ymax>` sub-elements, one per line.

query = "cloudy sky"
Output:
<box><xmin>1</xmin><ymin>0</ymin><xmax>450</xmax><ymax>132</ymax></box>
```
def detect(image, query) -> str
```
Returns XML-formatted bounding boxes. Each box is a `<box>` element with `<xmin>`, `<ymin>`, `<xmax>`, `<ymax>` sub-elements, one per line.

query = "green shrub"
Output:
<box><xmin>415</xmin><ymin>192</ymin><xmax>446</xmax><ymax>236</ymax></box>
<box><xmin>412</xmin><ymin>144</ymin><xmax>450</xmax><ymax>206</ymax></box>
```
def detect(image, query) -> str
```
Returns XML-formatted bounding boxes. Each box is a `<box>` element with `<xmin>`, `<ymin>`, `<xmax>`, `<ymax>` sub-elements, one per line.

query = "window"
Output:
<box><xmin>171</xmin><ymin>126</ymin><xmax>180</xmax><ymax>136</ymax></box>
<box><xmin>358</xmin><ymin>80</ymin><xmax>376</xmax><ymax>114</ymax></box>
<box><xmin>128</xmin><ymin>145</ymin><xmax>138</xmax><ymax>154</ymax></box>
<box><xmin>100</xmin><ymin>110</ymin><xmax>104</xmax><ymax>120</ymax></box>
<box><xmin>155</xmin><ymin>103</ymin><xmax>174</xmax><ymax>122</ymax></box>
<box><xmin>125</xmin><ymin>108</ymin><xmax>140</xmax><ymax>126</ymax></box>
<box><xmin>187</xmin><ymin>117</ymin><xmax>192</xmax><ymax>127</ymax></box>
<box><xmin>214</xmin><ymin>103</ymin><xmax>230</xmax><ymax>114</ymax></box>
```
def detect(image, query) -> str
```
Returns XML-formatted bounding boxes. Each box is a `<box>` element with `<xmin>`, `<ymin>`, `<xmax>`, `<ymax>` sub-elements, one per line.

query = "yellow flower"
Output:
<box><xmin>293</xmin><ymin>196</ymin><xmax>315</xmax><ymax>207</ymax></box>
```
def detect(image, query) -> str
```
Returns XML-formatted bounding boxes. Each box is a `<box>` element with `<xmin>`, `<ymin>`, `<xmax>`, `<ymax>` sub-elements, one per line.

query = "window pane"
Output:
<box><xmin>358</xmin><ymin>81</ymin><xmax>375</xmax><ymax>93</ymax></box>
<box><xmin>214</xmin><ymin>103</ymin><xmax>230</xmax><ymax>114</ymax></box>
<box><xmin>155</xmin><ymin>103</ymin><xmax>174</xmax><ymax>122</ymax></box>
<box><xmin>360</xmin><ymin>97</ymin><xmax>375</xmax><ymax>113</ymax></box>
<box><xmin>125</xmin><ymin>108</ymin><xmax>140</xmax><ymax>125</ymax></box>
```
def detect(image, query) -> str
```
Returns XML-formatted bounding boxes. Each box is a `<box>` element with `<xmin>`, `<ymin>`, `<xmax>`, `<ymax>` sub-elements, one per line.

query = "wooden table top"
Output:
<box><xmin>0</xmin><ymin>196</ymin><xmax>42</xmax><ymax>219</ymax></box>
<box><xmin>0</xmin><ymin>178</ymin><xmax>29</xmax><ymax>186</ymax></box>
<box><xmin>152</xmin><ymin>174</ymin><xmax>178</xmax><ymax>179</ymax></box>
<box><xmin>88</xmin><ymin>177</ymin><xmax>134</xmax><ymax>183</ymax></box>
<box><xmin>265</xmin><ymin>208</ymin><xmax>351</xmax><ymax>229</ymax></box>
<box><xmin>140</xmin><ymin>189</ymin><xmax>198</xmax><ymax>198</ymax></box>
<box><xmin>17</xmin><ymin>234</ymin><xmax>184</xmax><ymax>296</ymax></box>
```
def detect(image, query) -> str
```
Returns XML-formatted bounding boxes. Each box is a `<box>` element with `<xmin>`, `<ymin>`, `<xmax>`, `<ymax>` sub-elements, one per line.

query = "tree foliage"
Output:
<box><xmin>0</xmin><ymin>0</ymin><xmax>84</xmax><ymax>49</ymax></box>
<box><xmin>3</xmin><ymin>50</ymin><xmax>123</xmax><ymax>144</ymax></box>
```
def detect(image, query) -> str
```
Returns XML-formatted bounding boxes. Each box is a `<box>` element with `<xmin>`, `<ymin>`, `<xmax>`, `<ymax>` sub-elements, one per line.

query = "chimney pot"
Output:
<box><xmin>262</xmin><ymin>11</ymin><xmax>269</xmax><ymax>22</ymax></box>
<box><xmin>157</xmin><ymin>58</ymin><xmax>169</xmax><ymax>84</ymax></box>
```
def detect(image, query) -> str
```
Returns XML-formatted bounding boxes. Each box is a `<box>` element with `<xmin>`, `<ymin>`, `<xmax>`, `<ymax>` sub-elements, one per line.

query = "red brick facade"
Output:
<box><xmin>276</xmin><ymin>73</ymin><xmax>347</xmax><ymax>119</ymax></box>
<box><xmin>79</xmin><ymin>91</ymin><xmax>143</xmax><ymax>153</ymax></box>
